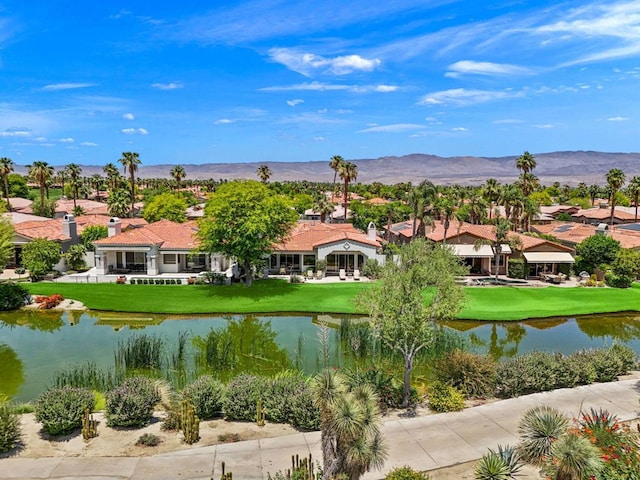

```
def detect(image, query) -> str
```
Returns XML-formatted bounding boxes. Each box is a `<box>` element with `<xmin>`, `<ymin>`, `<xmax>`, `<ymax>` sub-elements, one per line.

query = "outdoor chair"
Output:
<box><xmin>306</xmin><ymin>269</ymin><xmax>314</xmax><ymax>280</ymax></box>
<box><xmin>353</xmin><ymin>269</ymin><xmax>360</xmax><ymax>281</ymax></box>
<box><xmin>316</xmin><ymin>270</ymin><xmax>323</xmax><ymax>280</ymax></box>
<box><xmin>339</xmin><ymin>269</ymin><xmax>346</xmax><ymax>281</ymax></box>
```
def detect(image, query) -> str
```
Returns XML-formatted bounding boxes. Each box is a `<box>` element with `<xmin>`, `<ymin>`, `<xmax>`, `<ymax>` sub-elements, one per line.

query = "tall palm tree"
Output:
<box><xmin>434</xmin><ymin>195</ymin><xmax>458</xmax><ymax>244</ymax></box>
<box><xmin>338</xmin><ymin>161</ymin><xmax>358</xmax><ymax>215</ymax></box>
<box><xmin>627</xmin><ymin>176</ymin><xmax>640</xmax><ymax>222</ymax></box>
<box><xmin>256</xmin><ymin>164</ymin><xmax>272</xmax><ymax>184</ymax></box>
<box><xmin>91</xmin><ymin>174</ymin><xmax>104</xmax><ymax>202</ymax></box>
<box><xmin>588</xmin><ymin>184</ymin><xmax>600</xmax><ymax>206</ymax></box>
<box><xmin>313</xmin><ymin>195</ymin><xmax>334</xmax><ymax>223</ymax></box>
<box><xmin>0</xmin><ymin>157</ymin><xmax>14</xmax><ymax>210</ymax></box>
<box><xmin>103</xmin><ymin>162</ymin><xmax>121</xmax><ymax>192</ymax></box>
<box><xmin>27</xmin><ymin>161</ymin><xmax>54</xmax><ymax>210</ymax></box>
<box><xmin>64</xmin><ymin>163</ymin><xmax>82</xmax><ymax>209</ymax></box>
<box><xmin>605</xmin><ymin>168</ymin><xmax>626</xmax><ymax>225</ymax></box>
<box><xmin>408</xmin><ymin>180</ymin><xmax>436</xmax><ymax>238</ymax></box>
<box><xmin>515</xmin><ymin>151</ymin><xmax>537</xmax><ymax>175</ymax></box>
<box><xmin>329</xmin><ymin>155</ymin><xmax>344</xmax><ymax>198</ymax></box>
<box><xmin>118</xmin><ymin>152</ymin><xmax>141</xmax><ymax>217</ymax></box>
<box><xmin>170</xmin><ymin>165</ymin><xmax>187</xmax><ymax>189</ymax></box>
<box><xmin>106</xmin><ymin>188</ymin><xmax>130</xmax><ymax>218</ymax></box>
<box><xmin>467</xmin><ymin>190</ymin><xmax>488</xmax><ymax>225</ymax></box>
<box><xmin>482</xmin><ymin>178</ymin><xmax>500</xmax><ymax>220</ymax></box>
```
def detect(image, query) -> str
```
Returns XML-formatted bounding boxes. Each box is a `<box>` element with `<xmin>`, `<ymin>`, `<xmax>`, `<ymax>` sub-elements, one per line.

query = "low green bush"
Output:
<box><xmin>609</xmin><ymin>343</ymin><xmax>638</xmax><ymax>372</ymax></box>
<box><xmin>0</xmin><ymin>400</ymin><xmax>22</xmax><ymax>453</ymax></box>
<box><xmin>435</xmin><ymin>350</ymin><xmax>497</xmax><ymax>398</ymax></box>
<box><xmin>495</xmin><ymin>351</ymin><xmax>560</xmax><ymax>398</ymax></box>
<box><xmin>263</xmin><ymin>371</ymin><xmax>319</xmax><ymax>429</ymax></box>
<box><xmin>554</xmin><ymin>352</ymin><xmax>596</xmax><ymax>388</ymax></box>
<box><xmin>427</xmin><ymin>381</ymin><xmax>465</xmax><ymax>413</ymax></box>
<box><xmin>0</xmin><ymin>282</ymin><xmax>31</xmax><ymax>311</ymax></box>
<box><xmin>105</xmin><ymin>376</ymin><xmax>160</xmax><ymax>427</ymax></box>
<box><xmin>362</xmin><ymin>258</ymin><xmax>382</xmax><ymax>279</ymax></box>
<box><xmin>345</xmin><ymin>367</ymin><xmax>404</xmax><ymax>411</ymax></box>
<box><xmin>574</xmin><ymin>349</ymin><xmax>625</xmax><ymax>382</ymax></box>
<box><xmin>287</xmin><ymin>381</ymin><xmax>320</xmax><ymax>430</ymax></box>
<box><xmin>507</xmin><ymin>258</ymin><xmax>526</xmax><ymax>279</ymax></box>
<box><xmin>384</xmin><ymin>466</ymin><xmax>431</xmax><ymax>480</ymax></box>
<box><xmin>223</xmin><ymin>374</ymin><xmax>269</xmax><ymax>421</ymax></box>
<box><xmin>181</xmin><ymin>375</ymin><xmax>226</xmax><ymax>420</ymax></box>
<box><xmin>34</xmin><ymin>386</ymin><xmax>94</xmax><ymax>435</ymax></box>
<box><xmin>605</xmin><ymin>272</ymin><xmax>633</xmax><ymax>288</ymax></box>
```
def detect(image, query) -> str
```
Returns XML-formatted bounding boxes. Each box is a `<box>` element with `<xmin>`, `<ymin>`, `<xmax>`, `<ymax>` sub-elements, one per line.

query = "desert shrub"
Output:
<box><xmin>362</xmin><ymin>258</ymin><xmax>382</xmax><ymax>279</ymax></box>
<box><xmin>345</xmin><ymin>367</ymin><xmax>404</xmax><ymax>411</ymax></box>
<box><xmin>384</xmin><ymin>466</ymin><xmax>431</xmax><ymax>480</ymax></box>
<box><xmin>180</xmin><ymin>375</ymin><xmax>226</xmax><ymax>420</ymax></box>
<box><xmin>475</xmin><ymin>444</ymin><xmax>523</xmax><ymax>480</ymax></box>
<box><xmin>0</xmin><ymin>282</ymin><xmax>31</xmax><ymax>311</ymax></box>
<box><xmin>435</xmin><ymin>350</ymin><xmax>497</xmax><ymax>398</ymax></box>
<box><xmin>518</xmin><ymin>405</ymin><xmax>569</xmax><ymax>464</ymax></box>
<box><xmin>575</xmin><ymin>348</ymin><xmax>625</xmax><ymax>382</ymax></box>
<box><xmin>554</xmin><ymin>353</ymin><xmax>597</xmax><ymax>388</ymax></box>
<box><xmin>0</xmin><ymin>399</ymin><xmax>22</xmax><ymax>453</ymax></box>
<box><xmin>495</xmin><ymin>351</ymin><xmax>559</xmax><ymax>398</ymax></box>
<box><xmin>105</xmin><ymin>376</ymin><xmax>160</xmax><ymax>427</ymax></box>
<box><xmin>223</xmin><ymin>374</ymin><xmax>269</xmax><ymax>421</ymax></box>
<box><xmin>605</xmin><ymin>272</ymin><xmax>633</xmax><ymax>288</ymax></box>
<box><xmin>507</xmin><ymin>258</ymin><xmax>526</xmax><ymax>279</ymax></box>
<box><xmin>287</xmin><ymin>381</ymin><xmax>320</xmax><ymax>430</ymax></box>
<box><xmin>608</xmin><ymin>343</ymin><xmax>638</xmax><ymax>372</ymax></box>
<box><xmin>136</xmin><ymin>433</ymin><xmax>161</xmax><ymax>446</ymax></box>
<box><xmin>426</xmin><ymin>381</ymin><xmax>465</xmax><ymax>413</ymax></box>
<box><xmin>34</xmin><ymin>386</ymin><xmax>94</xmax><ymax>435</ymax></box>
<box><xmin>263</xmin><ymin>371</ymin><xmax>319</xmax><ymax>429</ymax></box>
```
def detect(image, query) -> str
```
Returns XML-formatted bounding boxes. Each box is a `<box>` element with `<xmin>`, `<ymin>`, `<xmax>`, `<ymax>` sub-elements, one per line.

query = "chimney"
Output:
<box><xmin>62</xmin><ymin>214</ymin><xmax>78</xmax><ymax>243</ymax></box>
<box><xmin>595</xmin><ymin>223</ymin><xmax>609</xmax><ymax>235</ymax></box>
<box><xmin>108</xmin><ymin>217</ymin><xmax>122</xmax><ymax>237</ymax></box>
<box><xmin>367</xmin><ymin>222</ymin><xmax>377</xmax><ymax>241</ymax></box>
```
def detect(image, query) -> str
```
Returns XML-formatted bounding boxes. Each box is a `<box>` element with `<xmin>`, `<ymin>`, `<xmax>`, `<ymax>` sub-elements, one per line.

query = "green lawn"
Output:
<box><xmin>24</xmin><ymin>280</ymin><xmax>640</xmax><ymax>320</ymax></box>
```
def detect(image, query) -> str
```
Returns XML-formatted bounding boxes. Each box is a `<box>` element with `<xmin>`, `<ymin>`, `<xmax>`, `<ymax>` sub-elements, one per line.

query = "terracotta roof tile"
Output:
<box><xmin>93</xmin><ymin>219</ymin><xmax>199</xmax><ymax>249</ymax></box>
<box><xmin>274</xmin><ymin>222</ymin><xmax>381</xmax><ymax>252</ymax></box>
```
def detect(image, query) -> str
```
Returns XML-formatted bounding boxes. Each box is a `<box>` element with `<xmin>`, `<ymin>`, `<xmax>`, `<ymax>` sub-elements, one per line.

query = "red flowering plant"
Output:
<box><xmin>34</xmin><ymin>294</ymin><xmax>64</xmax><ymax>309</ymax></box>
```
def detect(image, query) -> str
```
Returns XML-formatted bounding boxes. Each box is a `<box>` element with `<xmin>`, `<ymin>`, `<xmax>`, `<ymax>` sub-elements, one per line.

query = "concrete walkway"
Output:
<box><xmin>1</xmin><ymin>379</ymin><xmax>639</xmax><ymax>480</ymax></box>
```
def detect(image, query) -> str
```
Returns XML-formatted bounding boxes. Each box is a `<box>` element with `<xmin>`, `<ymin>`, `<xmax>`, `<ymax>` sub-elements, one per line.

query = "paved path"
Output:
<box><xmin>1</xmin><ymin>379</ymin><xmax>639</xmax><ymax>480</ymax></box>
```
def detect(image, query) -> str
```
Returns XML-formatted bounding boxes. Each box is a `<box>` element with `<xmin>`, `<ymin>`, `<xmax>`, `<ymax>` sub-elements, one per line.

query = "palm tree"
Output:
<box><xmin>313</xmin><ymin>195</ymin><xmax>334</xmax><ymax>223</ymax></box>
<box><xmin>588</xmin><ymin>184</ymin><xmax>600</xmax><ymax>206</ymax></box>
<box><xmin>329</xmin><ymin>155</ymin><xmax>344</xmax><ymax>197</ymax></box>
<box><xmin>27</xmin><ymin>161</ymin><xmax>54</xmax><ymax>210</ymax></box>
<box><xmin>515</xmin><ymin>151</ymin><xmax>537</xmax><ymax>175</ymax></box>
<box><xmin>256</xmin><ymin>164</ymin><xmax>272</xmax><ymax>184</ymax></box>
<box><xmin>106</xmin><ymin>188</ymin><xmax>130</xmax><ymax>218</ymax></box>
<box><xmin>605</xmin><ymin>168</ymin><xmax>626</xmax><ymax>225</ymax></box>
<box><xmin>467</xmin><ymin>190</ymin><xmax>488</xmax><ymax>225</ymax></box>
<box><xmin>482</xmin><ymin>178</ymin><xmax>500</xmax><ymax>220</ymax></box>
<box><xmin>407</xmin><ymin>180</ymin><xmax>436</xmax><ymax>238</ymax></box>
<box><xmin>627</xmin><ymin>176</ymin><xmax>640</xmax><ymax>222</ymax></box>
<box><xmin>518</xmin><ymin>172</ymin><xmax>539</xmax><ymax>197</ymax></box>
<box><xmin>64</xmin><ymin>163</ymin><xmax>82</xmax><ymax>209</ymax></box>
<box><xmin>103</xmin><ymin>162</ymin><xmax>121</xmax><ymax>192</ymax></box>
<box><xmin>170</xmin><ymin>165</ymin><xmax>187</xmax><ymax>189</ymax></box>
<box><xmin>118</xmin><ymin>152</ymin><xmax>141</xmax><ymax>217</ymax></box>
<box><xmin>434</xmin><ymin>195</ymin><xmax>458</xmax><ymax>244</ymax></box>
<box><xmin>91</xmin><ymin>174</ymin><xmax>104</xmax><ymax>202</ymax></box>
<box><xmin>338</xmin><ymin>161</ymin><xmax>358</xmax><ymax>215</ymax></box>
<box><xmin>0</xmin><ymin>157</ymin><xmax>14</xmax><ymax>210</ymax></box>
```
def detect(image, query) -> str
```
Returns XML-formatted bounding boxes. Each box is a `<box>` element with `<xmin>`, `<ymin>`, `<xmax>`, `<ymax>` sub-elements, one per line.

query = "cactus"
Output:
<box><xmin>220</xmin><ymin>461</ymin><xmax>233</xmax><ymax>480</ymax></box>
<box><xmin>256</xmin><ymin>398</ymin><xmax>265</xmax><ymax>427</ymax></box>
<box><xmin>181</xmin><ymin>398</ymin><xmax>200</xmax><ymax>444</ymax></box>
<box><xmin>82</xmin><ymin>408</ymin><xmax>98</xmax><ymax>440</ymax></box>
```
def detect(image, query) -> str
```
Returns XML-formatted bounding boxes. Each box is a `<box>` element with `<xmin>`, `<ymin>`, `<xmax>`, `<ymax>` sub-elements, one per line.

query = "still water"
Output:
<box><xmin>1</xmin><ymin>309</ymin><xmax>640</xmax><ymax>402</ymax></box>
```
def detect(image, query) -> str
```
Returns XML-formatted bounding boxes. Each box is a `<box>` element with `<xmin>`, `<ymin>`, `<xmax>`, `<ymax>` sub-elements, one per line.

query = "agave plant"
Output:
<box><xmin>518</xmin><ymin>406</ymin><xmax>569</xmax><ymax>464</ymax></box>
<box><xmin>475</xmin><ymin>444</ymin><xmax>523</xmax><ymax>480</ymax></box>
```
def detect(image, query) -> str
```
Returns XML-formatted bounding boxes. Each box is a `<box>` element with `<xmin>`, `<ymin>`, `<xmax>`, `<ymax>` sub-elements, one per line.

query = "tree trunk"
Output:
<box><xmin>402</xmin><ymin>353</ymin><xmax>414</xmax><ymax>407</ymax></box>
<box><xmin>244</xmin><ymin>260</ymin><xmax>253</xmax><ymax>286</ymax></box>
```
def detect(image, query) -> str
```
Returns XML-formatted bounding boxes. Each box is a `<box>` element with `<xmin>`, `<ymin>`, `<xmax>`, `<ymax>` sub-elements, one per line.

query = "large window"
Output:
<box><xmin>125</xmin><ymin>252</ymin><xmax>147</xmax><ymax>271</ymax></box>
<box><xmin>163</xmin><ymin>254</ymin><xmax>177</xmax><ymax>264</ymax></box>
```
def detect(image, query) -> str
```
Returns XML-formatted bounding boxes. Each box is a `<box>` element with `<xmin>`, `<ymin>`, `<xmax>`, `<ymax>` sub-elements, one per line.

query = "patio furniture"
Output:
<box><xmin>339</xmin><ymin>269</ymin><xmax>346</xmax><ymax>281</ymax></box>
<box><xmin>316</xmin><ymin>270</ymin><xmax>323</xmax><ymax>280</ymax></box>
<box><xmin>306</xmin><ymin>269</ymin><xmax>314</xmax><ymax>280</ymax></box>
<box><xmin>353</xmin><ymin>269</ymin><xmax>360</xmax><ymax>281</ymax></box>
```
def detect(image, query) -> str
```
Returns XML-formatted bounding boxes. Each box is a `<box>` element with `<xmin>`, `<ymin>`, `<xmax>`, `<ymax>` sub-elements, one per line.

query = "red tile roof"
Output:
<box><xmin>274</xmin><ymin>222</ymin><xmax>381</xmax><ymax>252</ymax></box>
<box><xmin>572</xmin><ymin>207</ymin><xmax>636</xmax><ymax>222</ymax></box>
<box><xmin>93</xmin><ymin>219</ymin><xmax>199</xmax><ymax>249</ymax></box>
<box><xmin>12</xmin><ymin>215</ymin><xmax>148</xmax><ymax>241</ymax></box>
<box><xmin>533</xmin><ymin>221</ymin><xmax>640</xmax><ymax>249</ymax></box>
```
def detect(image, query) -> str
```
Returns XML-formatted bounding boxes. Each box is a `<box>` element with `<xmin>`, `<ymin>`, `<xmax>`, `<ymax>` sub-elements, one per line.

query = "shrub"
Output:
<box><xmin>554</xmin><ymin>352</ymin><xmax>597</xmax><ymax>388</ymax></box>
<box><xmin>0</xmin><ymin>282</ymin><xmax>30</xmax><ymax>311</ymax></box>
<box><xmin>105</xmin><ymin>376</ymin><xmax>160</xmax><ymax>427</ymax></box>
<box><xmin>34</xmin><ymin>386</ymin><xmax>94</xmax><ymax>435</ymax></box>
<box><xmin>575</xmin><ymin>348</ymin><xmax>625</xmax><ymax>382</ymax></box>
<box><xmin>345</xmin><ymin>367</ymin><xmax>404</xmax><ymax>411</ymax></box>
<box><xmin>136</xmin><ymin>433</ymin><xmax>161</xmax><ymax>446</ymax></box>
<box><xmin>223</xmin><ymin>374</ymin><xmax>269</xmax><ymax>421</ymax></box>
<box><xmin>609</xmin><ymin>343</ymin><xmax>637</xmax><ymax>372</ymax></box>
<box><xmin>264</xmin><ymin>372</ymin><xmax>319</xmax><ymax>429</ymax></box>
<box><xmin>0</xmin><ymin>400</ymin><xmax>22</xmax><ymax>453</ymax></box>
<box><xmin>384</xmin><ymin>466</ymin><xmax>431</xmax><ymax>480</ymax></box>
<box><xmin>605</xmin><ymin>272</ymin><xmax>633</xmax><ymax>288</ymax></box>
<box><xmin>475</xmin><ymin>445</ymin><xmax>522</xmax><ymax>480</ymax></box>
<box><xmin>362</xmin><ymin>258</ymin><xmax>382</xmax><ymax>279</ymax></box>
<box><xmin>180</xmin><ymin>375</ymin><xmax>226</xmax><ymax>420</ymax></box>
<box><xmin>35</xmin><ymin>294</ymin><xmax>64</xmax><ymax>309</ymax></box>
<box><xmin>517</xmin><ymin>406</ymin><xmax>568</xmax><ymax>464</ymax></box>
<box><xmin>435</xmin><ymin>350</ymin><xmax>497</xmax><ymax>398</ymax></box>
<box><xmin>495</xmin><ymin>351</ymin><xmax>559</xmax><ymax>398</ymax></box>
<box><xmin>426</xmin><ymin>381</ymin><xmax>465</xmax><ymax>413</ymax></box>
<box><xmin>507</xmin><ymin>258</ymin><xmax>525</xmax><ymax>279</ymax></box>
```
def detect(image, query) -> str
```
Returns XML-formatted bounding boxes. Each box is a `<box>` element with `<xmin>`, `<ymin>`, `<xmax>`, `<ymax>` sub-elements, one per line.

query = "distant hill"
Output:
<box><xmin>14</xmin><ymin>151</ymin><xmax>640</xmax><ymax>185</ymax></box>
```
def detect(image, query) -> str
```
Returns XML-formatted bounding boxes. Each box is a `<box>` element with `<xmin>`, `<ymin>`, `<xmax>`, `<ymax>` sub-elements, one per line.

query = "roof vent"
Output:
<box><xmin>595</xmin><ymin>223</ymin><xmax>609</xmax><ymax>235</ymax></box>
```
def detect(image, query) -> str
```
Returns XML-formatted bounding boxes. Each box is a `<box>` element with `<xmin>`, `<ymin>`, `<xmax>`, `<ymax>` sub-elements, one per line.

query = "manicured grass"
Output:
<box><xmin>25</xmin><ymin>279</ymin><xmax>370</xmax><ymax>315</ymax></box>
<box><xmin>25</xmin><ymin>280</ymin><xmax>640</xmax><ymax>320</ymax></box>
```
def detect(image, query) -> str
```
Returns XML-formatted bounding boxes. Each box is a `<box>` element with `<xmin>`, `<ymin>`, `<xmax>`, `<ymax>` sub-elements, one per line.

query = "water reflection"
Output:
<box><xmin>0</xmin><ymin>309</ymin><xmax>65</xmax><ymax>332</ymax></box>
<box><xmin>576</xmin><ymin>315</ymin><xmax>640</xmax><ymax>341</ymax></box>
<box><xmin>0</xmin><ymin>344</ymin><xmax>24</xmax><ymax>398</ymax></box>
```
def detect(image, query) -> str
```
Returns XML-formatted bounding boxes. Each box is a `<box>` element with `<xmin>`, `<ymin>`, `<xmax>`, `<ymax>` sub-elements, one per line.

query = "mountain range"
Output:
<box><xmin>14</xmin><ymin>151</ymin><xmax>640</xmax><ymax>186</ymax></box>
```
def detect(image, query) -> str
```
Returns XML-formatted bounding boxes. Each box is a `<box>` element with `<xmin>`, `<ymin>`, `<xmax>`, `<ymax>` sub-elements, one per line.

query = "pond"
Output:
<box><xmin>1</xmin><ymin>309</ymin><xmax>640</xmax><ymax>402</ymax></box>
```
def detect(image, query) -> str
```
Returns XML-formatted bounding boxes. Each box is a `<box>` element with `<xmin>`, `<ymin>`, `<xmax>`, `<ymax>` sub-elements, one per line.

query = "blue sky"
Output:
<box><xmin>1</xmin><ymin>0</ymin><xmax>639</xmax><ymax>167</ymax></box>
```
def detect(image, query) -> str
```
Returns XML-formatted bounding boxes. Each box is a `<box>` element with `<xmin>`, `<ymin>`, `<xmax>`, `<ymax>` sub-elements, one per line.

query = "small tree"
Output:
<box><xmin>575</xmin><ymin>235</ymin><xmax>621</xmax><ymax>273</ymax></box>
<box><xmin>357</xmin><ymin>239</ymin><xmax>467</xmax><ymax>407</ymax></box>
<box><xmin>64</xmin><ymin>244</ymin><xmax>87</xmax><ymax>271</ymax></box>
<box><xmin>143</xmin><ymin>193</ymin><xmax>187</xmax><ymax>223</ymax></box>
<box><xmin>21</xmin><ymin>238</ymin><xmax>62</xmax><ymax>280</ymax></box>
<box><xmin>0</xmin><ymin>217</ymin><xmax>13</xmax><ymax>272</ymax></box>
<box><xmin>80</xmin><ymin>225</ymin><xmax>108</xmax><ymax>251</ymax></box>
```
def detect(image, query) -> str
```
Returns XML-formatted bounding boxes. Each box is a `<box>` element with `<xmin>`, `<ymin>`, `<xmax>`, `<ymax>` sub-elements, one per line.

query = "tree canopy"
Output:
<box><xmin>21</xmin><ymin>238</ymin><xmax>62</xmax><ymax>280</ymax></box>
<box><xmin>575</xmin><ymin>234</ymin><xmax>621</xmax><ymax>273</ymax></box>
<box><xmin>0</xmin><ymin>216</ymin><xmax>14</xmax><ymax>271</ymax></box>
<box><xmin>143</xmin><ymin>192</ymin><xmax>187</xmax><ymax>223</ymax></box>
<box><xmin>197</xmin><ymin>180</ymin><xmax>298</xmax><ymax>285</ymax></box>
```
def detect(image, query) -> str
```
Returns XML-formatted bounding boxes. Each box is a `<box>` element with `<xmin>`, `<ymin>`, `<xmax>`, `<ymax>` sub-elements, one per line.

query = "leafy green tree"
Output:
<box><xmin>357</xmin><ymin>239</ymin><xmax>467</xmax><ymax>406</ymax></box>
<box><xmin>143</xmin><ymin>193</ymin><xmax>187</xmax><ymax>223</ymax></box>
<box><xmin>64</xmin><ymin>243</ymin><xmax>87</xmax><ymax>271</ymax></box>
<box><xmin>611</xmin><ymin>248</ymin><xmax>640</xmax><ymax>282</ymax></box>
<box><xmin>575</xmin><ymin>234</ymin><xmax>621</xmax><ymax>273</ymax></box>
<box><xmin>8</xmin><ymin>173</ymin><xmax>29</xmax><ymax>198</ymax></box>
<box><xmin>80</xmin><ymin>225</ymin><xmax>108</xmax><ymax>251</ymax></box>
<box><xmin>107</xmin><ymin>188</ymin><xmax>131</xmax><ymax>218</ymax></box>
<box><xmin>605</xmin><ymin>168</ymin><xmax>626</xmax><ymax>225</ymax></box>
<box><xmin>21</xmin><ymin>238</ymin><xmax>62</xmax><ymax>280</ymax></box>
<box><xmin>0</xmin><ymin>216</ymin><xmax>13</xmax><ymax>271</ymax></box>
<box><xmin>0</xmin><ymin>157</ymin><xmax>14</xmax><ymax>210</ymax></box>
<box><xmin>312</xmin><ymin>369</ymin><xmax>387</xmax><ymax>480</ymax></box>
<box><xmin>197</xmin><ymin>180</ymin><xmax>298</xmax><ymax>286</ymax></box>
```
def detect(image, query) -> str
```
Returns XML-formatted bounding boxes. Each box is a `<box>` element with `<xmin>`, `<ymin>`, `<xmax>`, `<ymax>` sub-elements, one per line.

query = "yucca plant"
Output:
<box><xmin>518</xmin><ymin>406</ymin><xmax>568</xmax><ymax>464</ymax></box>
<box><xmin>475</xmin><ymin>445</ymin><xmax>522</xmax><ymax>480</ymax></box>
<box><xmin>546</xmin><ymin>433</ymin><xmax>604</xmax><ymax>480</ymax></box>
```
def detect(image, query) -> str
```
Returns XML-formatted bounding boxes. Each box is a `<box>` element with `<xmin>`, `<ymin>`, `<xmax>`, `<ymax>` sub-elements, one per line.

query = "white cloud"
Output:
<box><xmin>608</xmin><ymin>116</ymin><xmax>629</xmax><ymax>121</ymax></box>
<box><xmin>151</xmin><ymin>82</ymin><xmax>184</xmax><ymax>90</ymax></box>
<box><xmin>451</xmin><ymin>127</ymin><xmax>468</xmax><ymax>131</ymax></box>
<box><xmin>214</xmin><ymin>118</ymin><xmax>235</xmax><ymax>125</ymax></box>
<box><xmin>493</xmin><ymin>119</ymin><xmax>524</xmax><ymax>124</ymax></box>
<box><xmin>122</xmin><ymin>113</ymin><xmax>135</xmax><ymax>120</ymax></box>
<box><xmin>261</xmin><ymin>81</ymin><xmax>351</xmax><ymax>92</ymax></box>
<box><xmin>445</xmin><ymin>60</ymin><xmax>532</xmax><ymax>78</ymax></box>
<box><xmin>58</xmin><ymin>137</ymin><xmax>74</xmax><ymax>143</ymax></box>
<box><xmin>120</xmin><ymin>128</ymin><xmax>149</xmax><ymax>135</ymax></box>
<box><xmin>313</xmin><ymin>136</ymin><xmax>326</xmax><ymax>141</ymax></box>
<box><xmin>80</xmin><ymin>142</ymin><xmax>99</xmax><ymax>147</ymax></box>
<box><xmin>358</xmin><ymin>123</ymin><xmax>425</xmax><ymax>133</ymax></box>
<box><xmin>0</xmin><ymin>128</ymin><xmax>32</xmax><ymax>137</ymax></box>
<box><xmin>42</xmin><ymin>83</ymin><xmax>96</xmax><ymax>91</ymax></box>
<box><xmin>532</xmin><ymin>124</ymin><xmax>554</xmax><ymax>129</ymax></box>
<box><xmin>286</xmin><ymin>99</ymin><xmax>304</xmax><ymax>107</ymax></box>
<box><xmin>418</xmin><ymin>88</ymin><xmax>518</xmax><ymax>107</ymax></box>
<box><xmin>374</xmin><ymin>85</ymin><xmax>398</xmax><ymax>92</ymax></box>
<box><xmin>268</xmin><ymin>48</ymin><xmax>380</xmax><ymax>76</ymax></box>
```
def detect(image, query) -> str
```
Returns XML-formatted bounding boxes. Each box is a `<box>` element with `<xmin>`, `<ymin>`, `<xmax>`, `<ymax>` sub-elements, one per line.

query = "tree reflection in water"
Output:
<box><xmin>576</xmin><ymin>314</ymin><xmax>640</xmax><ymax>342</ymax></box>
<box><xmin>0</xmin><ymin>344</ymin><xmax>24</xmax><ymax>399</ymax></box>
<box><xmin>468</xmin><ymin>323</ymin><xmax>526</xmax><ymax>361</ymax></box>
